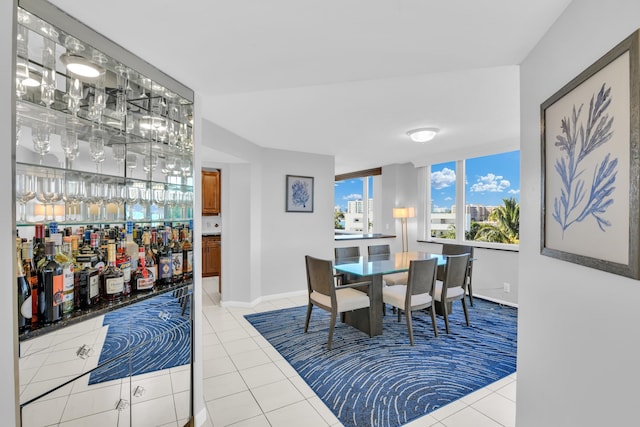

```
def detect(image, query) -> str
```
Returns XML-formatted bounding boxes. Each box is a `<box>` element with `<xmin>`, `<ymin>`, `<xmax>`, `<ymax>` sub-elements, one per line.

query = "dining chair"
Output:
<box><xmin>433</xmin><ymin>253</ymin><xmax>470</xmax><ymax>334</ymax></box>
<box><xmin>304</xmin><ymin>255</ymin><xmax>372</xmax><ymax>350</ymax></box>
<box><xmin>438</xmin><ymin>243</ymin><xmax>475</xmax><ymax>306</ymax></box>
<box><xmin>367</xmin><ymin>244</ymin><xmax>407</xmax><ymax>286</ymax></box>
<box><xmin>334</xmin><ymin>246</ymin><xmax>361</xmax><ymax>285</ymax></box>
<box><xmin>382</xmin><ymin>258</ymin><xmax>438</xmax><ymax>345</ymax></box>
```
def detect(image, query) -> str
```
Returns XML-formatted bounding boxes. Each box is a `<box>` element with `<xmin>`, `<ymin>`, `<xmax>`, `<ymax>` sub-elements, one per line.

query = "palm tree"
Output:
<box><xmin>334</xmin><ymin>211</ymin><xmax>345</xmax><ymax>229</ymax></box>
<box><xmin>474</xmin><ymin>197</ymin><xmax>519</xmax><ymax>244</ymax></box>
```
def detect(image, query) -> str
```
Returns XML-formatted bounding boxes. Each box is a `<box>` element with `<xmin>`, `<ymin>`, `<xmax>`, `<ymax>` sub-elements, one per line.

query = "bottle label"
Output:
<box><xmin>53</xmin><ymin>274</ymin><xmax>63</xmax><ymax>306</ymax></box>
<box><xmin>159</xmin><ymin>256</ymin><xmax>172</xmax><ymax>279</ymax></box>
<box><xmin>185</xmin><ymin>250</ymin><xmax>193</xmax><ymax>274</ymax></box>
<box><xmin>148</xmin><ymin>264</ymin><xmax>158</xmax><ymax>282</ymax></box>
<box><xmin>62</xmin><ymin>291</ymin><xmax>74</xmax><ymax>314</ymax></box>
<box><xmin>171</xmin><ymin>252</ymin><xmax>183</xmax><ymax>276</ymax></box>
<box><xmin>137</xmin><ymin>276</ymin><xmax>154</xmax><ymax>290</ymax></box>
<box><xmin>106</xmin><ymin>277</ymin><xmax>124</xmax><ymax>295</ymax></box>
<box><xmin>119</xmin><ymin>260</ymin><xmax>131</xmax><ymax>282</ymax></box>
<box><xmin>21</xmin><ymin>295</ymin><xmax>32</xmax><ymax>319</ymax></box>
<box><xmin>63</xmin><ymin>265</ymin><xmax>74</xmax><ymax>291</ymax></box>
<box><xmin>89</xmin><ymin>274</ymin><xmax>99</xmax><ymax>298</ymax></box>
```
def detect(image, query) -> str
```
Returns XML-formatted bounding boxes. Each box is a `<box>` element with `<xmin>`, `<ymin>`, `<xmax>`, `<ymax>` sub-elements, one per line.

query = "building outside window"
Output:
<box><xmin>335</xmin><ymin>172</ymin><xmax>377</xmax><ymax>234</ymax></box>
<box><xmin>428</xmin><ymin>151</ymin><xmax>520</xmax><ymax>246</ymax></box>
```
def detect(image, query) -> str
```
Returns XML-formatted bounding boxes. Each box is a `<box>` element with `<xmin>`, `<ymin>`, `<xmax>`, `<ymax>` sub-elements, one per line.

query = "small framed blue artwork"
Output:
<box><xmin>286</xmin><ymin>175</ymin><xmax>314</xmax><ymax>213</ymax></box>
<box><xmin>541</xmin><ymin>29</ymin><xmax>640</xmax><ymax>279</ymax></box>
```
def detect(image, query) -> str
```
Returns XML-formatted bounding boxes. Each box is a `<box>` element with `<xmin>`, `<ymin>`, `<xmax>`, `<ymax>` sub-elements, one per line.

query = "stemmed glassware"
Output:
<box><xmin>164</xmin><ymin>189</ymin><xmax>178</xmax><ymax>219</ymax></box>
<box><xmin>33</xmin><ymin>122</ymin><xmax>52</xmax><ymax>164</ymax></box>
<box><xmin>63</xmin><ymin>174</ymin><xmax>82</xmax><ymax>222</ymax></box>
<box><xmin>88</xmin><ymin>180</ymin><xmax>108</xmax><ymax>220</ymax></box>
<box><xmin>112</xmin><ymin>144</ymin><xmax>126</xmax><ymax>175</ymax></box>
<box><xmin>16</xmin><ymin>173</ymin><xmax>36</xmax><ymax>223</ymax></box>
<box><xmin>107</xmin><ymin>182</ymin><xmax>126</xmax><ymax>220</ymax></box>
<box><xmin>35</xmin><ymin>175</ymin><xmax>63</xmax><ymax>221</ymax></box>
<box><xmin>89</xmin><ymin>125</ymin><xmax>106</xmax><ymax>173</ymax></box>
<box><xmin>181</xmin><ymin>190</ymin><xmax>194</xmax><ymax>219</ymax></box>
<box><xmin>152</xmin><ymin>187</ymin><xmax>165</xmax><ymax>220</ymax></box>
<box><xmin>126</xmin><ymin>186</ymin><xmax>139</xmax><ymax>220</ymax></box>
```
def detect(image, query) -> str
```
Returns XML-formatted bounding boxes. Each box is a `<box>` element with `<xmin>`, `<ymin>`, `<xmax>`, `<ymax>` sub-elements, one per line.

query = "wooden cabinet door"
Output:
<box><xmin>202</xmin><ymin>171</ymin><xmax>220</xmax><ymax>215</ymax></box>
<box><xmin>202</xmin><ymin>236</ymin><xmax>220</xmax><ymax>277</ymax></box>
<box><xmin>211</xmin><ymin>241</ymin><xmax>221</xmax><ymax>276</ymax></box>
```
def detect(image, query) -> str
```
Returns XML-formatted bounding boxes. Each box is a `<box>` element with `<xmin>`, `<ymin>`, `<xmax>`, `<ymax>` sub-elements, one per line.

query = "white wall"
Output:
<box><xmin>518</xmin><ymin>1</ymin><xmax>640</xmax><ymax>426</ymax></box>
<box><xmin>2</xmin><ymin>1</ymin><xmax>19</xmax><ymax>425</ymax></box>
<box><xmin>201</xmin><ymin>120</ymin><xmax>334</xmax><ymax>304</ymax></box>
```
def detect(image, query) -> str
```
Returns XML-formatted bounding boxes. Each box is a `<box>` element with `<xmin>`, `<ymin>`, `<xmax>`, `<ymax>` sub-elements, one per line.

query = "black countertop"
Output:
<box><xmin>334</xmin><ymin>233</ymin><xmax>396</xmax><ymax>241</ymax></box>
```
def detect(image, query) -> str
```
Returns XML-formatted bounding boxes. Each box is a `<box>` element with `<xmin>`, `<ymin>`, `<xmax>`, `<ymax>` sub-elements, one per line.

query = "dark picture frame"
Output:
<box><xmin>541</xmin><ymin>29</ymin><xmax>640</xmax><ymax>279</ymax></box>
<box><xmin>286</xmin><ymin>175</ymin><xmax>314</xmax><ymax>213</ymax></box>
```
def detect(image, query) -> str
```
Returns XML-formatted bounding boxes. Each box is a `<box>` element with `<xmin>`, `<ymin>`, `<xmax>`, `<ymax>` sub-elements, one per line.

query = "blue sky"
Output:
<box><xmin>334</xmin><ymin>151</ymin><xmax>520</xmax><ymax>212</ymax></box>
<box><xmin>431</xmin><ymin>150</ymin><xmax>520</xmax><ymax>211</ymax></box>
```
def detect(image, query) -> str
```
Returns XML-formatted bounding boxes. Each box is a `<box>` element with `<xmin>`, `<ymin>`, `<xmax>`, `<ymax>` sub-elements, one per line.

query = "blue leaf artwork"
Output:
<box><xmin>551</xmin><ymin>83</ymin><xmax>618</xmax><ymax>238</ymax></box>
<box><xmin>291</xmin><ymin>179</ymin><xmax>310</xmax><ymax>208</ymax></box>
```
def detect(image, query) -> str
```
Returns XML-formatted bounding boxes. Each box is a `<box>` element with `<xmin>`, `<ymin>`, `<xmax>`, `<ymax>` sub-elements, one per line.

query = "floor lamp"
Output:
<box><xmin>393</xmin><ymin>207</ymin><xmax>415</xmax><ymax>252</ymax></box>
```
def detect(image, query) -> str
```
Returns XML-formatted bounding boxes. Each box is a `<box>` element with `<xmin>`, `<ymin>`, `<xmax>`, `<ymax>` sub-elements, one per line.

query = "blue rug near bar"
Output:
<box><xmin>245</xmin><ymin>298</ymin><xmax>517</xmax><ymax>427</ymax></box>
<box><xmin>89</xmin><ymin>292</ymin><xmax>191</xmax><ymax>385</ymax></box>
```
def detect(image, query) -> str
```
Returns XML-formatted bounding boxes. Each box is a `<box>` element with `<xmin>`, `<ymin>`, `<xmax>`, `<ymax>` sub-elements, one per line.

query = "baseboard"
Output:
<box><xmin>220</xmin><ymin>289</ymin><xmax>307</xmax><ymax>308</ymax></box>
<box><xmin>195</xmin><ymin>407</ymin><xmax>208</xmax><ymax>427</ymax></box>
<box><xmin>474</xmin><ymin>294</ymin><xmax>518</xmax><ymax>308</ymax></box>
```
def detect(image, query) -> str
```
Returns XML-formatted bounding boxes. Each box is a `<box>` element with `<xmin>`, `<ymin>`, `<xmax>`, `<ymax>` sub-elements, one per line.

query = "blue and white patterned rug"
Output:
<box><xmin>245</xmin><ymin>298</ymin><xmax>517</xmax><ymax>427</ymax></box>
<box><xmin>89</xmin><ymin>292</ymin><xmax>191</xmax><ymax>384</ymax></box>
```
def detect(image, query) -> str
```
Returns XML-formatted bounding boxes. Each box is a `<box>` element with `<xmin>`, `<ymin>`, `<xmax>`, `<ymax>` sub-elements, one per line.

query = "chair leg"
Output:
<box><xmin>468</xmin><ymin>279</ymin><xmax>474</xmax><ymax>306</ymax></box>
<box><xmin>327</xmin><ymin>311</ymin><xmax>337</xmax><ymax>350</ymax></box>
<box><xmin>442</xmin><ymin>301</ymin><xmax>450</xmax><ymax>334</ymax></box>
<box><xmin>461</xmin><ymin>297</ymin><xmax>470</xmax><ymax>326</ymax></box>
<box><xmin>405</xmin><ymin>309</ymin><xmax>414</xmax><ymax>346</ymax></box>
<box><xmin>304</xmin><ymin>303</ymin><xmax>312</xmax><ymax>333</ymax></box>
<box><xmin>397</xmin><ymin>308</ymin><xmax>401</xmax><ymax>322</ymax></box>
<box><xmin>429</xmin><ymin>305</ymin><xmax>438</xmax><ymax>337</ymax></box>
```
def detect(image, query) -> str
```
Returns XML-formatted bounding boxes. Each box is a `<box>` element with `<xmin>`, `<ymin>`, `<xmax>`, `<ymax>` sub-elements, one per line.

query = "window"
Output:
<box><xmin>335</xmin><ymin>169</ymin><xmax>379</xmax><ymax>234</ymax></box>
<box><xmin>430</xmin><ymin>161</ymin><xmax>457</xmax><ymax>239</ymax></box>
<box><xmin>428</xmin><ymin>151</ymin><xmax>520</xmax><ymax>246</ymax></box>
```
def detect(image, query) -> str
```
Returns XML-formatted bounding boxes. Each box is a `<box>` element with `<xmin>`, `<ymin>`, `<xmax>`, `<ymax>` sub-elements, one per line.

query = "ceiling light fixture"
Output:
<box><xmin>407</xmin><ymin>127</ymin><xmax>439</xmax><ymax>143</ymax></box>
<box><xmin>60</xmin><ymin>53</ymin><xmax>104</xmax><ymax>78</ymax></box>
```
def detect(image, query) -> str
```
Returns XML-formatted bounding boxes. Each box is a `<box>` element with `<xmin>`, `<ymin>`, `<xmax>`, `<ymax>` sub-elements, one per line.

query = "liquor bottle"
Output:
<box><xmin>22</xmin><ymin>242</ymin><xmax>38</xmax><ymax>326</ymax></box>
<box><xmin>125</xmin><ymin>222</ymin><xmax>139</xmax><ymax>270</ymax></box>
<box><xmin>90</xmin><ymin>232</ymin><xmax>106</xmax><ymax>273</ymax></box>
<box><xmin>54</xmin><ymin>235</ymin><xmax>75</xmax><ymax>317</ymax></box>
<box><xmin>133</xmin><ymin>247</ymin><xmax>155</xmax><ymax>292</ymax></box>
<box><xmin>171</xmin><ymin>227</ymin><xmax>183</xmax><ymax>284</ymax></box>
<box><xmin>182</xmin><ymin>227</ymin><xmax>193</xmax><ymax>281</ymax></box>
<box><xmin>33</xmin><ymin>223</ymin><xmax>47</xmax><ymax>272</ymax></box>
<box><xmin>116</xmin><ymin>233</ymin><xmax>132</xmax><ymax>297</ymax></box>
<box><xmin>101</xmin><ymin>234</ymin><xmax>124</xmax><ymax>302</ymax></box>
<box><xmin>17</xmin><ymin>238</ymin><xmax>32</xmax><ymax>333</ymax></box>
<box><xmin>143</xmin><ymin>231</ymin><xmax>158</xmax><ymax>283</ymax></box>
<box><xmin>157</xmin><ymin>229</ymin><xmax>172</xmax><ymax>288</ymax></box>
<box><xmin>39</xmin><ymin>241</ymin><xmax>63</xmax><ymax>324</ymax></box>
<box><xmin>75</xmin><ymin>252</ymin><xmax>100</xmax><ymax>309</ymax></box>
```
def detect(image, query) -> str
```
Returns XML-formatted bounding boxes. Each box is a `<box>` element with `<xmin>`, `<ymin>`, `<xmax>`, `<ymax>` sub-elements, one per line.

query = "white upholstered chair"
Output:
<box><xmin>382</xmin><ymin>258</ymin><xmax>438</xmax><ymax>345</ymax></box>
<box><xmin>433</xmin><ymin>253</ymin><xmax>470</xmax><ymax>334</ymax></box>
<box><xmin>304</xmin><ymin>255</ymin><xmax>372</xmax><ymax>350</ymax></box>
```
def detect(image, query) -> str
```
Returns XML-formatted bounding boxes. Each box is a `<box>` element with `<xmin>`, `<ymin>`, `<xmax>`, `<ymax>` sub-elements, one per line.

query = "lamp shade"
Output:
<box><xmin>393</xmin><ymin>207</ymin><xmax>415</xmax><ymax>219</ymax></box>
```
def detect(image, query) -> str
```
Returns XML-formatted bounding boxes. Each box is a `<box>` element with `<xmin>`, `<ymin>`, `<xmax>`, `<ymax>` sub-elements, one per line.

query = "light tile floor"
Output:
<box><xmin>201</xmin><ymin>277</ymin><xmax>517</xmax><ymax>427</ymax></box>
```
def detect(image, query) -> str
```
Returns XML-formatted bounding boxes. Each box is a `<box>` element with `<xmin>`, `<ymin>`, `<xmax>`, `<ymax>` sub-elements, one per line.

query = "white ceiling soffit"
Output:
<box><xmin>49</xmin><ymin>0</ymin><xmax>572</xmax><ymax>174</ymax></box>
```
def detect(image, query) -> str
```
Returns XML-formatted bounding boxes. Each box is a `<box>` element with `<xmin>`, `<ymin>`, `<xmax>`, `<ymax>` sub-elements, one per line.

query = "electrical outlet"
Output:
<box><xmin>503</xmin><ymin>282</ymin><xmax>511</xmax><ymax>293</ymax></box>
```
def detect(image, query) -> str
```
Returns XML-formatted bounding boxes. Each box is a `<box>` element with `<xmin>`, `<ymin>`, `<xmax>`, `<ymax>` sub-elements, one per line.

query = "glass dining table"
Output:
<box><xmin>333</xmin><ymin>251</ymin><xmax>446</xmax><ymax>336</ymax></box>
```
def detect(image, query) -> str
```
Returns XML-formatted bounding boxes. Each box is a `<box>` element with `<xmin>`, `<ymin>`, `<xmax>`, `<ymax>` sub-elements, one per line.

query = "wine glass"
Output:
<box><xmin>138</xmin><ymin>186</ymin><xmax>152</xmax><ymax>220</ymax></box>
<box><xmin>89</xmin><ymin>133</ymin><xmax>105</xmax><ymax>173</ymax></box>
<box><xmin>125</xmin><ymin>186</ymin><xmax>139</xmax><ymax>220</ymax></box>
<box><xmin>164</xmin><ymin>189</ymin><xmax>177</xmax><ymax>220</ymax></box>
<box><xmin>126</xmin><ymin>153</ymin><xmax>137</xmax><ymax>177</ymax></box>
<box><xmin>36</xmin><ymin>175</ymin><xmax>63</xmax><ymax>221</ymax></box>
<box><xmin>152</xmin><ymin>187</ymin><xmax>165</xmax><ymax>220</ymax></box>
<box><xmin>16</xmin><ymin>173</ymin><xmax>36</xmax><ymax>223</ymax></box>
<box><xmin>107</xmin><ymin>182</ymin><xmax>126</xmax><ymax>221</ymax></box>
<box><xmin>112</xmin><ymin>144</ymin><xmax>126</xmax><ymax>175</ymax></box>
<box><xmin>63</xmin><ymin>175</ymin><xmax>82</xmax><ymax>221</ymax></box>
<box><xmin>181</xmin><ymin>190</ymin><xmax>194</xmax><ymax>219</ymax></box>
<box><xmin>33</xmin><ymin>124</ymin><xmax>51</xmax><ymax>164</ymax></box>
<box><xmin>89</xmin><ymin>180</ymin><xmax>108</xmax><ymax>220</ymax></box>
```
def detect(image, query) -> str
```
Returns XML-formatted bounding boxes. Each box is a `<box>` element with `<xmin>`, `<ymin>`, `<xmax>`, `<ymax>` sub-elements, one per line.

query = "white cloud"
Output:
<box><xmin>508</xmin><ymin>189</ymin><xmax>520</xmax><ymax>195</ymax></box>
<box><xmin>343</xmin><ymin>193</ymin><xmax>362</xmax><ymax>200</ymax></box>
<box><xmin>431</xmin><ymin>167</ymin><xmax>456</xmax><ymax>190</ymax></box>
<box><xmin>470</xmin><ymin>173</ymin><xmax>511</xmax><ymax>192</ymax></box>
<box><xmin>444</xmin><ymin>196</ymin><xmax>453</xmax><ymax>201</ymax></box>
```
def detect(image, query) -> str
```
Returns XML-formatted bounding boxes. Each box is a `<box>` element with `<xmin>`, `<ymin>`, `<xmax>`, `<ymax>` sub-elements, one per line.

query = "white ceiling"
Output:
<box><xmin>49</xmin><ymin>0</ymin><xmax>572</xmax><ymax>174</ymax></box>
